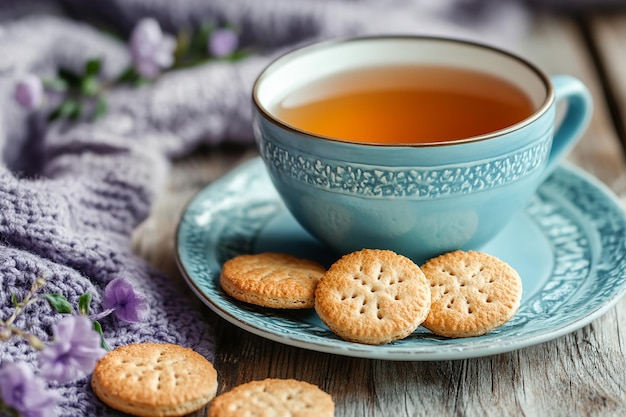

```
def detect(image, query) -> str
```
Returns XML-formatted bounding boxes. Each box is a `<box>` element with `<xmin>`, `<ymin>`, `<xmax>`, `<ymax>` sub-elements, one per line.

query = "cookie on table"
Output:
<box><xmin>91</xmin><ymin>342</ymin><xmax>218</xmax><ymax>417</ymax></box>
<box><xmin>209</xmin><ymin>378</ymin><xmax>334</xmax><ymax>417</ymax></box>
<box><xmin>421</xmin><ymin>250</ymin><xmax>522</xmax><ymax>338</ymax></box>
<box><xmin>220</xmin><ymin>252</ymin><xmax>326</xmax><ymax>309</ymax></box>
<box><xmin>314</xmin><ymin>249</ymin><xmax>431</xmax><ymax>345</ymax></box>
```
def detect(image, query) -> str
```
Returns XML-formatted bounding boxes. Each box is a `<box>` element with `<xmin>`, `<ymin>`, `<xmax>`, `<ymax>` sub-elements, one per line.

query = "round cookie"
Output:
<box><xmin>314</xmin><ymin>249</ymin><xmax>431</xmax><ymax>345</ymax></box>
<box><xmin>91</xmin><ymin>343</ymin><xmax>218</xmax><ymax>417</ymax></box>
<box><xmin>220</xmin><ymin>252</ymin><xmax>326</xmax><ymax>309</ymax></box>
<box><xmin>421</xmin><ymin>250</ymin><xmax>522</xmax><ymax>338</ymax></box>
<box><xmin>209</xmin><ymin>378</ymin><xmax>334</xmax><ymax>417</ymax></box>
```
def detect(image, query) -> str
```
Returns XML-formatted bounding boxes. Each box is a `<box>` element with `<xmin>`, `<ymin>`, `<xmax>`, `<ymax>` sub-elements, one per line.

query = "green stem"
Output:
<box><xmin>1</xmin><ymin>277</ymin><xmax>47</xmax><ymax>349</ymax></box>
<box><xmin>4</xmin><ymin>278</ymin><xmax>44</xmax><ymax>328</ymax></box>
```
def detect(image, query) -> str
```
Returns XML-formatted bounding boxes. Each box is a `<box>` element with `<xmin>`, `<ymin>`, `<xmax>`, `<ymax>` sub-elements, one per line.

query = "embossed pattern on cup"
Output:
<box><xmin>252</xmin><ymin>36</ymin><xmax>592</xmax><ymax>262</ymax></box>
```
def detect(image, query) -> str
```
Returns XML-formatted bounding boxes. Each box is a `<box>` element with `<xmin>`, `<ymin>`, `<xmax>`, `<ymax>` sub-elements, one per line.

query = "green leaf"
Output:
<box><xmin>58</xmin><ymin>68</ymin><xmax>82</xmax><ymax>87</ymax></box>
<box><xmin>174</xmin><ymin>29</ymin><xmax>192</xmax><ymax>63</ymax></box>
<box><xmin>93</xmin><ymin>95</ymin><xmax>108</xmax><ymax>121</ymax></box>
<box><xmin>116</xmin><ymin>67</ymin><xmax>139</xmax><ymax>84</ymax></box>
<box><xmin>48</xmin><ymin>99</ymin><xmax>81</xmax><ymax>121</ymax></box>
<box><xmin>133</xmin><ymin>76</ymin><xmax>151</xmax><ymax>88</ymax></box>
<box><xmin>85</xmin><ymin>58</ymin><xmax>102</xmax><ymax>76</ymax></box>
<box><xmin>81</xmin><ymin>76</ymin><xmax>99</xmax><ymax>97</ymax></box>
<box><xmin>43</xmin><ymin>294</ymin><xmax>73</xmax><ymax>314</ymax></box>
<box><xmin>227</xmin><ymin>49</ymin><xmax>250</xmax><ymax>62</ymax></box>
<box><xmin>10</xmin><ymin>292</ymin><xmax>19</xmax><ymax>306</ymax></box>
<box><xmin>191</xmin><ymin>22</ymin><xmax>214</xmax><ymax>52</ymax></box>
<box><xmin>78</xmin><ymin>292</ymin><xmax>92</xmax><ymax>316</ymax></box>
<box><xmin>93</xmin><ymin>321</ymin><xmax>111</xmax><ymax>351</ymax></box>
<box><xmin>42</xmin><ymin>78</ymin><xmax>69</xmax><ymax>92</ymax></box>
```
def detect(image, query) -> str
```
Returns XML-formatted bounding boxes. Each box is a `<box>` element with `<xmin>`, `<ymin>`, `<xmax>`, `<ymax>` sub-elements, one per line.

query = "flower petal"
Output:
<box><xmin>0</xmin><ymin>362</ymin><xmax>58</xmax><ymax>417</ymax></box>
<box><xmin>103</xmin><ymin>277</ymin><xmax>150</xmax><ymax>323</ymax></box>
<box><xmin>209</xmin><ymin>28</ymin><xmax>239</xmax><ymax>58</ymax></box>
<box><xmin>39</xmin><ymin>316</ymin><xmax>105</xmax><ymax>383</ymax></box>
<box><xmin>14</xmin><ymin>74</ymin><xmax>44</xmax><ymax>109</ymax></box>
<box><xmin>129</xmin><ymin>17</ymin><xmax>175</xmax><ymax>78</ymax></box>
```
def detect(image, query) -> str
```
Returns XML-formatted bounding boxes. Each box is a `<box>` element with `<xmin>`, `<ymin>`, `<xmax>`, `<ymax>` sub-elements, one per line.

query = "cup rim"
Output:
<box><xmin>252</xmin><ymin>35</ymin><xmax>555</xmax><ymax>147</ymax></box>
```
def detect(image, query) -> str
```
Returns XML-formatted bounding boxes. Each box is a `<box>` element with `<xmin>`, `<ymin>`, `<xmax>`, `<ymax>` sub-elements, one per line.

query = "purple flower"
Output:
<box><xmin>209</xmin><ymin>28</ymin><xmax>239</xmax><ymax>58</ymax></box>
<box><xmin>14</xmin><ymin>74</ymin><xmax>44</xmax><ymax>109</ymax></box>
<box><xmin>103</xmin><ymin>277</ymin><xmax>149</xmax><ymax>323</ymax></box>
<box><xmin>38</xmin><ymin>316</ymin><xmax>106</xmax><ymax>383</ymax></box>
<box><xmin>129</xmin><ymin>17</ymin><xmax>176</xmax><ymax>78</ymax></box>
<box><xmin>0</xmin><ymin>362</ymin><xmax>58</xmax><ymax>417</ymax></box>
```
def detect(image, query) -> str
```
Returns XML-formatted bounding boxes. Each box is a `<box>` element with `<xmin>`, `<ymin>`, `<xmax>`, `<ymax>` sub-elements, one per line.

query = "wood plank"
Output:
<box><xmin>517</xmin><ymin>14</ymin><xmax>626</xmax><ymax>194</ymax></box>
<box><xmin>133</xmin><ymin>14</ymin><xmax>626</xmax><ymax>417</ymax></box>
<box><xmin>588</xmin><ymin>13</ymin><xmax>626</xmax><ymax>193</ymax></box>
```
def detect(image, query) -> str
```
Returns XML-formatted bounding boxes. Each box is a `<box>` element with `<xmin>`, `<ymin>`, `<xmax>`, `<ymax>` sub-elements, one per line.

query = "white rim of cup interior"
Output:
<box><xmin>252</xmin><ymin>35</ymin><xmax>554</xmax><ymax>147</ymax></box>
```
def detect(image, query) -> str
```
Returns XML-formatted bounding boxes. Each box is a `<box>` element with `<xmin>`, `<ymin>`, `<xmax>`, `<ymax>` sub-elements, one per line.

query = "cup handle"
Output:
<box><xmin>544</xmin><ymin>75</ymin><xmax>593</xmax><ymax>175</ymax></box>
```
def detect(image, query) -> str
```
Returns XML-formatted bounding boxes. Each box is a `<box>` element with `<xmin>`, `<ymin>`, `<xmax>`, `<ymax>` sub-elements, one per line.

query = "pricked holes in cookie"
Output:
<box><xmin>446</xmin><ymin>298</ymin><xmax>456</xmax><ymax>309</ymax></box>
<box><xmin>340</xmin><ymin>292</ymin><xmax>359</xmax><ymax>301</ymax></box>
<box><xmin>470</xmin><ymin>266</ymin><xmax>485</xmax><ymax>278</ymax></box>
<box><xmin>376</xmin><ymin>302</ymin><xmax>383</xmax><ymax>320</ymax></box>
<box><xmin>359</xmin><ymin>299</ymin><xmax>368</xmax><ymax>314</ymax></box>
<box><xmin>376</xmin><ymin>264</ymin><xmax>386</xmax><ymax>281</ymax></box>
<box><xmin>445</xmin><ymin>268</ymin><xmax>457</xmax><ymax>277</ymax></box>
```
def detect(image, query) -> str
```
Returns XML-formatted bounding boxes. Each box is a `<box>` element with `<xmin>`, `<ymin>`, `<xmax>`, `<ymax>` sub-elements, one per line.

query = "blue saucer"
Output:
<box><xmin>176</xmin><ymin>157</ymin><xmax>626</xmax><ymax>360</ymax></box>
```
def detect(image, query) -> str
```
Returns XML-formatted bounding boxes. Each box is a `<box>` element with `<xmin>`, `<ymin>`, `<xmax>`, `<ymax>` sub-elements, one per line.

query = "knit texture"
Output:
<box><xmin>0</xmin><ymin>0</ymin><xmax>541</xmax><ymax>415</ymax></box>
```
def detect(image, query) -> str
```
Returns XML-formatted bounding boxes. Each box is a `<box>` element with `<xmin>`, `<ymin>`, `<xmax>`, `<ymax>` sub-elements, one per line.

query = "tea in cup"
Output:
<box><xmin>252</xmin><ymin>36</ymin><xmax>592</xmax><ymax>262</ymax></box>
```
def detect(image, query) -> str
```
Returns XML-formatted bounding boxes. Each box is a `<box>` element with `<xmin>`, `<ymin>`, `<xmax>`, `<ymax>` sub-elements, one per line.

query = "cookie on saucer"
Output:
<box><xmin>220</xmin><ymin>252</ymin><xmax>326</xmax><ymax>309</ymax></box>
<box><xmin>314</xmin><ymin>249</ymin><xmax>431</xmax><ymax>345</ymax></box>
<box><xmin>421</xmin><ymin>250</ymin><xmax>522</xmax><ymax>338</ymax></box>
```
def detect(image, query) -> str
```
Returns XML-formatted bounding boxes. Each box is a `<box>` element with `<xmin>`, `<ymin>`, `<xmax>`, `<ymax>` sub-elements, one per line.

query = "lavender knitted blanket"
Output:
<box><xmin>0</xmin><ymin>0</ymin><xmax>604</xmax><ymax>415</ymax></box>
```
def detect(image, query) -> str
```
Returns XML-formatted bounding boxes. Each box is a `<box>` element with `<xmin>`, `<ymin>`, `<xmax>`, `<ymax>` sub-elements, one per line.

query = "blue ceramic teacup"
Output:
<box><xmin>252</xmin><ymin>36</ymin><xmax>592</xmax><ymax>263</ymax></box>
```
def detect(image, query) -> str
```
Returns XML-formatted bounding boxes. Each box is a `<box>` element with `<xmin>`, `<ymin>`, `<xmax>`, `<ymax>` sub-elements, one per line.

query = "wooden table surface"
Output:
<box><xmin>132</xmin><ymin>11</ymin><xmax>626</xmax><ymax>417</ymax></box>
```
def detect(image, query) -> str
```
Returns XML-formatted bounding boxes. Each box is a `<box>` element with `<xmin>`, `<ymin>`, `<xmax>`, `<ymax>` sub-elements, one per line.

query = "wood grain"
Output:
<box><xmin>588</xmin><ymin>14</ymin><xmax>626</xmax><ymax>150</ymax></box>
<box><xmin>132</xmin><ymin>14</ymin><xmax>626</xmax><ymax>417</ymax></box>
<box><xmin>518</xmin><ymin>14</ymin><xmax>626</xmax><ymax>192</ymax></box>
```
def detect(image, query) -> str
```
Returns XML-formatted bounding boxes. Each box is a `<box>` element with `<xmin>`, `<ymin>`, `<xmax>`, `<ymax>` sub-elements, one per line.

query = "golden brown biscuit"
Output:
<box><xmin>91</xmin><ymin>343</ymin><xmax>218</xmax><ymax>417</ymax></box>
<box><xmin>209</xmin><ymin>378</ymin><xmax>334</xmax><ymax>417</ymax></box>
<box><xmin>220</xmin><ymin>252</ymin><xmax>326</xmax><ymax>309</ymax></box>
<box><xmin>421</xmin><ymin>250</ymin><xmax>522</xmax><ymax>338</ymax></box>
<box><xmin>314</xmin><ymin>249</ymin><xmax>431</xmax><ymax>345</ymax></box>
